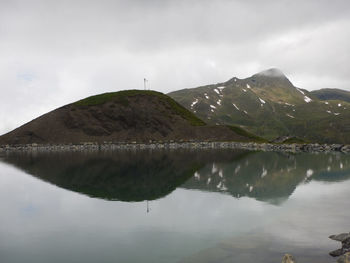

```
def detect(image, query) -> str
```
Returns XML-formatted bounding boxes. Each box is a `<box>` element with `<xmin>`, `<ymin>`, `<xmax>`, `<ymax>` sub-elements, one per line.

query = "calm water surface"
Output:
<box><xmin>0</xmin><ymin>149</ymin><xmax>349</xmax><ymax>263</ymax></box>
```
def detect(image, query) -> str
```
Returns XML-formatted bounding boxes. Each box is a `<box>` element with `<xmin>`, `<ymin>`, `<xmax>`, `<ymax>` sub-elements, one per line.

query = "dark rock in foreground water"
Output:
<box><xmin>330</xmin><ymin>232</ymin><xmax>350</xmax><ymax>257</ymax></box>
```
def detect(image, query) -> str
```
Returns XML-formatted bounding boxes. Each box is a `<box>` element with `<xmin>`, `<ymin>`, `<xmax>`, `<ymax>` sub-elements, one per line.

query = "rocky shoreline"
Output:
<box><xmin>282</xmin><ymin>232</ymin><xmax>350</xmax><ymax>263</ymax></box>
<box><xmin>1</xmin><ymin>141</ymin><xmax>350</xmax><ymax>153</ymax></box>
<box><xmin>330</xmin><ymin>232</ymin><xmax>350</xmax><ymax>260</ymax></box>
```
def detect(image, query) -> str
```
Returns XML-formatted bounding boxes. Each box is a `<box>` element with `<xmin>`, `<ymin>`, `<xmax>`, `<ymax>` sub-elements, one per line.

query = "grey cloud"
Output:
<box><xmin>2</xmin><ymin>0</ymin><xmax>349</xmax><ymax>53</ymax></box>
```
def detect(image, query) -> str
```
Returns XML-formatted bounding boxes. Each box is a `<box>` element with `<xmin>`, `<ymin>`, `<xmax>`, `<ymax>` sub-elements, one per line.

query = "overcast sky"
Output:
<box><xmin>1</xmin><ymin>0</ymin><xmax>350</xmax><ymax>134</ymax></box>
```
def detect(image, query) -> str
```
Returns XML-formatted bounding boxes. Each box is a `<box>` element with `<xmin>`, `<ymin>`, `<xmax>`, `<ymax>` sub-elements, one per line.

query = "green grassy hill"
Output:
<box><xmin>169</xmin><ymin>68</ymin><xmax>350</xmax><ymax>143</ymax></box>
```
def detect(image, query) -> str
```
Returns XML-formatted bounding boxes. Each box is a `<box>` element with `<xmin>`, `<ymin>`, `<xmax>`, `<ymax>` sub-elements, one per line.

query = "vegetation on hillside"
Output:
<box><xmin>227</xmin><ymin>125</ymin><xmax>267</xmax><ymax>142</ymax></box>
<box><xmin>311</xmin><ymin>89</ymin><xmax>350</xmax><ymax>103</ymax></box>
<box><xmin>74</xmin><ymin>90</ymin><xmax>206</xmax><ymax>126</ymax></box>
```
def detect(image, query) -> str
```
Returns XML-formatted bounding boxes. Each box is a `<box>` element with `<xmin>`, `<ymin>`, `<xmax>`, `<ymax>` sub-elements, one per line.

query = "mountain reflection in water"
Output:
<box><xmin>1</xmin><ymin>150</ymin><xmax>349</xmax><ymax>204</ymax></box>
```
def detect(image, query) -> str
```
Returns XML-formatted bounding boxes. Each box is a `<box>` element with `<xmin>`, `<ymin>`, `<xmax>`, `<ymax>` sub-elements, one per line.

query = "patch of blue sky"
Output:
<box><xmin>16</xmin><ymin>72</ymin><xmax>36</xmax><ymax>82</ymax></box>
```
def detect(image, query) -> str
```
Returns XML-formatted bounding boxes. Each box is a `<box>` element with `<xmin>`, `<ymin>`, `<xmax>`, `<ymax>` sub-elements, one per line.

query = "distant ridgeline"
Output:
<box><xmin>169</xmin><ymin>68</ymin><xmax>350</xmax><ymax>144</ymax></box>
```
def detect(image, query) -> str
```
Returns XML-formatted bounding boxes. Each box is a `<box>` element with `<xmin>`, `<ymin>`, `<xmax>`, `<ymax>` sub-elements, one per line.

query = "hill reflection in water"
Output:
<box><xmin>1</xmin><ymin>149</ymin><xmax>350</xmax><ymax>204</ymax></box>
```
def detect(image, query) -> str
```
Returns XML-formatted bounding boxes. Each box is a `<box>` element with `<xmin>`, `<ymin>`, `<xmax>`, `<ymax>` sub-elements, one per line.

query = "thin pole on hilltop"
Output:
<box><xmin>144</xmin><ymin>78</ymin><xmax>148</xmax><ymax>90</ymax></box>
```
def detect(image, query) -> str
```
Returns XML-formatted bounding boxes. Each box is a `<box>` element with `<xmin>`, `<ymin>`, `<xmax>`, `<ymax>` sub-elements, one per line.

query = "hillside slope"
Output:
<box><xmin>169</xmin><ymin>69</ymin><xmax>350</xmax><ymax>143</ymax></box>
<box><xmin>311</xmin><ymin>88</ymin><xmax>350</xmax><ymax>103</ymax></box>
<box><xmin>0</xmin><ymin>90</ymin><xmax>259</xmax><ymax>145</ymax></box>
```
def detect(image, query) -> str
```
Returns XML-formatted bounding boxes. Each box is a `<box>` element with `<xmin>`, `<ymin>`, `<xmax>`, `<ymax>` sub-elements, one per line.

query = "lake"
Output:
<box><xmin>0</xmin><ymin>149</ymin><xmax>349</xmax><ymax>263</ymax></box>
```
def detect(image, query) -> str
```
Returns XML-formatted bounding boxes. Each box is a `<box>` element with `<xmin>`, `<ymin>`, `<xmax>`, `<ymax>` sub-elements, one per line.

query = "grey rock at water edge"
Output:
<box><xmin>337</xmin><ymin>253</ymin><xmax>350</xmax><ymax>263</ymax></box>
<box><xmin>282</xmin><ymin>254</ymin><xmax>296</xmax><ymax>263</ymax></box>
<box><xmin>330</xmin><ymin>233</ymin><xmax>350</xmax><ymax>242</ymax></box>
<box><xmin>331</xmin><ymin>249</ymin><xmax>347</xmax><ymax>257</ymax></box>
<box><xmin>329</xmin><ymin>233</ymin><xmax>350</xmax><ymax>257</ymax></box>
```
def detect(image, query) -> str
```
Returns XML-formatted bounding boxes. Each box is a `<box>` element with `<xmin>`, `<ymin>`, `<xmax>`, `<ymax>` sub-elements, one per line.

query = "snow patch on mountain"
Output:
<box><xmin>191</xmin><ymin>99</ymin><xmax>198</xmax><ymax>108</ymax></box>
<box><xmin>304</xmin><ymin>96</ymin><xmax>312</xmax><ymax>103</ymax></box>
<box><xmin>259</xmin><ymin>98</ymin><xmax>266</xmax><ymax>104</ymax></box>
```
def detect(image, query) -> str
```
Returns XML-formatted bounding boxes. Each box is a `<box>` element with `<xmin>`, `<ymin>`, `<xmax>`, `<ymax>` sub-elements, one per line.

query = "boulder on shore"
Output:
<box><xmin>282</xmin><ymin>254</ymin><xmax>296</xmax><ymax>263</ymax></box>
<box><xmin>329</xmin><ymin>232</ymin><xmax>350</xmax><ymax>257</ymax></box>
<box><xmin>338</xmin><ymin>252</ymin><xmax>350</xmax><ymax>263</ymax></box>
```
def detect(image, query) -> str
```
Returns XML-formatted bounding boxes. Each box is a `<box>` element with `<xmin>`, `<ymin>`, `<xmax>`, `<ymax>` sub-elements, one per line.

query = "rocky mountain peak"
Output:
<box><xmin>254</xmin><ymin>68</ymin><xmax>287</xmax><ymax>78</ymax></box>
<box><xmin>249</xmin><ymin>68</ymin><xmax>295</xmax><ymax>89</ymax></box>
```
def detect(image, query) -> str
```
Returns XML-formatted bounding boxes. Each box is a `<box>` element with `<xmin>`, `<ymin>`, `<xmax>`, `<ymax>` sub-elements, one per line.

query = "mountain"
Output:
<box><xmin>168</xmin><ymin>68</ymin><xmax>350</xmax><ymax>143</ymax></box>
<box><xmin>0</xmin><ymin>90</ymin><xmax>260</xmax><ymax>145</ymax></box>
<box><xmin>311</xmin><ymin>88</ymin><xmax>350</xmax><ymax>103</ymax></box>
